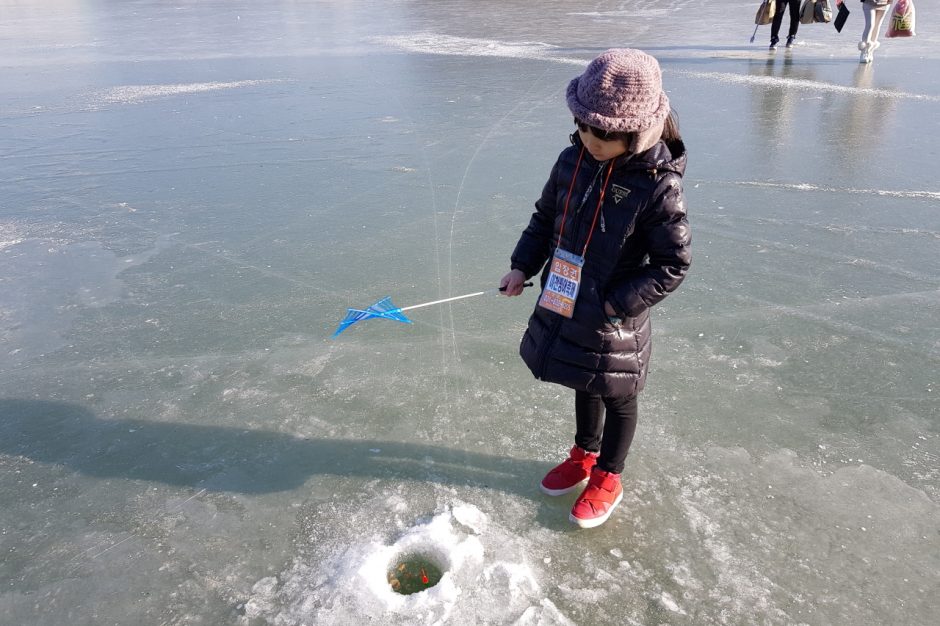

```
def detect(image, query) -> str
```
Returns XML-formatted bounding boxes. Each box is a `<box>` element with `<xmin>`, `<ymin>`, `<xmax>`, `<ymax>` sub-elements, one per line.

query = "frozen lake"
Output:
<box><xmin>1</xmin><ymin>1</ymin><xmax>938</xmax><ymax>624</ymax></box>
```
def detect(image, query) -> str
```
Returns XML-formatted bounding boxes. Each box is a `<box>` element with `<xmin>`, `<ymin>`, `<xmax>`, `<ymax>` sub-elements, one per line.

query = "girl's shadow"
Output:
<box><xmin>0</xmin><ymin>398</ymin><xmax>554</xmax><ymax>503</ymax></box>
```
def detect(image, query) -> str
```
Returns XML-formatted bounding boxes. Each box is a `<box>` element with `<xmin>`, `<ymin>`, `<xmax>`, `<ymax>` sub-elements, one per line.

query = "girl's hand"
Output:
<box><xmin>500</xmin><ymin>269</ymin><xmax>527</xmax><ymax>296</ymax></box>
<box><xmin>604</xmin><ymin>301</ymin><xmax>617</xmax><ymax>316</ymax></box>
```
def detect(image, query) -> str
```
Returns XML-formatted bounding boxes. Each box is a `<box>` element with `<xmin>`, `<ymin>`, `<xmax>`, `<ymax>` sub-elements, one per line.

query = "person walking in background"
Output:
<box><xmin>770</xmin><ymin>0</ymin><xmax>801</xmax><ymax>50</ymax></box>
<box><xmin>500</xmin><ymin>49</ymin><xmax>691</xmax><ymax>528</ymax></box>
<box><xmin>858</xmin><ymin>0</ymin><xmax>892</xmax><ymax>63</ymax></box>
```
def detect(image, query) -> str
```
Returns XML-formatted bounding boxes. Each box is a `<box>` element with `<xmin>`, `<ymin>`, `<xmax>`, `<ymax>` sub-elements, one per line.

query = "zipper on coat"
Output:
<box><xmin>568</xmin><ymin>160</ymin><xmax>608</xmax><ymax>251</ymax></box>
<box><xmin>537</xmin><ymin>161</ymin><xmax>607</xmax><ymax>380</ymax></box>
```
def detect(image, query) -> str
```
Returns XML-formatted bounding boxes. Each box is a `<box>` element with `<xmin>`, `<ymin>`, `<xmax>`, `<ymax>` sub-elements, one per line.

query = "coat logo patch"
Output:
<box><xmin>610</xmin><ymin>184</ymin><xmax>631</xmax><ymax>204</ymax></box>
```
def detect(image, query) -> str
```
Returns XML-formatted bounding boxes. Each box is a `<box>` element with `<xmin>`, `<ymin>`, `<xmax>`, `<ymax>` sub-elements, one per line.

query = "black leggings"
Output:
<box><xmin>771</xmin><ymin>0</ymin><xmax>801</xmax><ymax>39</ymax></box>
<box><xmin>574</xmin><ymin>390</ymin><xmax>639</xmax><ymax>474</ymax></box>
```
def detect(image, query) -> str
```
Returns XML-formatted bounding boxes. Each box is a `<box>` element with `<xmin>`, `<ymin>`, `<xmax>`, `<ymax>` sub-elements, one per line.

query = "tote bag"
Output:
<box><xmin>814</xmin><ymin>0</ymin><xmax>833</xmax><ymax>22</ymax></box>
<box><xmin>755</xmin><ymin>0</ymin><xmax>776</xmax><ymax>25</ymax></box>
<box><xmin>800</xmin><ymin>0</ymin><xmax>817</xmax><ymax>24</ymax></box>
<box><xmin>886</xmin><ymin>0</ymin><xmax>916</xmax><ymax>37</ymax></box>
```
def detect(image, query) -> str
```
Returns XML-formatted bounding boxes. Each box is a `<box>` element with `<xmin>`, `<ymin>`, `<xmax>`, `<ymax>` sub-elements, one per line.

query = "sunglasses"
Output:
<box><xmin>574</xmin><ymin>118</ymin><xmax>617</xmax><ymax>141</ymax></box>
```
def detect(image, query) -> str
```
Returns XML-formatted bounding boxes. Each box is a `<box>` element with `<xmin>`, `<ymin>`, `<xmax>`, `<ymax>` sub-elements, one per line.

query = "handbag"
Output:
<box><xmin>755</xmin><ymin>0</ymin><xmax>776</xmax><ymax>25</ymax></box>
<box><xmin>750</xmin><ymin>0</ymin><xmax>777</xmax><ymax>42</ymax></box>
<box><xmin>800</xmin><ymin>0</ymin><xmax>817</xmax><ymax>24</ymax></box>
<box><xmin>815</xmin><ymin>0</ymin><xmax>833</xmax><ymax>22</ymax></box>
<box><xmin>886</xmin><ymin>0</ymin><xmax>916</xmax><ymax>37</ymax></box>
<box><xmin>833</xmin><ymin>0</ymin><xmax>850</xmax><ymax>32</ymax></box>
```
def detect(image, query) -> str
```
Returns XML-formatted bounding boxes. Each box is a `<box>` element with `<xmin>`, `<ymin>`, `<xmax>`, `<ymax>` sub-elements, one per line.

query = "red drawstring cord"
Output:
<box><xmin>556</xmin><ymin>146</ymin><xmax>584</xmax><ymax>248</ymax></box>
<box><xmin>556</xmin><ymin>147</ymin><xmax>615</xmax><ymax>257</ymax></box>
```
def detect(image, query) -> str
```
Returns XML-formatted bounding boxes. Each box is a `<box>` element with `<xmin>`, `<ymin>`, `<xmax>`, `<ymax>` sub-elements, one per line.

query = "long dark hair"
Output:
<box><xmin>661</xmin><ymin>109</ymin><xmax>681</xmax><ymax>143</ymax></box>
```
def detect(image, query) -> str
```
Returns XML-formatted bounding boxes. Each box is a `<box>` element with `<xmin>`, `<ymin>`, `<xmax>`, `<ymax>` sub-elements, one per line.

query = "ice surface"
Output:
<box><xmin>1</xmin><ymin>1</ymin><xmax>938</xmax><ymax>625</ymax></box>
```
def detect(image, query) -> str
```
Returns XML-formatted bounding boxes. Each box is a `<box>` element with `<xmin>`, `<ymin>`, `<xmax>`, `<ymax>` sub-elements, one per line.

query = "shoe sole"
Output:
<box><xmin>569</xmin><ymin>490</ymin><xmax>624</xmax><ymax>528</ymax></box>
<box><xmin>540</xmin><ymin>478</ymin><xmax>587</xmax><ymax>496</ymax></box>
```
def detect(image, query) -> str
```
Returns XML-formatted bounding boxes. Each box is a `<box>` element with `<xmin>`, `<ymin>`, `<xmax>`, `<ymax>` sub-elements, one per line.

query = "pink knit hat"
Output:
<box><xmin>566</xmin><ymin>48</ymin><xmax>670</xmax><ymax>134</ymax></box>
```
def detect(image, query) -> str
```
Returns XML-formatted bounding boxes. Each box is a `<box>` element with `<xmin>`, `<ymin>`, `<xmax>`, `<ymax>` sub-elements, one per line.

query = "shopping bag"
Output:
<box><xmin>800</xmin><ymin>0</ymin><xmax>817</xmax><ymax>24</ymax></box>
<box><xmin>886</xmin><ymin>0</ymin><xmax>916</xmax><ymax>37</ymax></box>
<box><xmin>750</xmin><ymin>0</ymin><xmax>777</xmax><ymax>42</ymax></box>
<box><xmin>833</xmin><ymin>0</ymin><xmax>850</xmax><ymax>32</ymax></box>
<box><xmin>815</xmin><ymin>0</ymin><xmax>833</xmax><ymax>22</ymax></box>
<box><xmin>755</xmin><ymin>0</ymin><xmax>776</xmax><ymax>25</ymax></box>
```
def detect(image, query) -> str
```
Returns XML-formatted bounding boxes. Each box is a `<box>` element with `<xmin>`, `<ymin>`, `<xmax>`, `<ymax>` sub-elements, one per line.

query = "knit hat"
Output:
<box><xmin>566</xmin><ymin>48</ymin><xmax>670</xmax><ymax>134</ymax></box>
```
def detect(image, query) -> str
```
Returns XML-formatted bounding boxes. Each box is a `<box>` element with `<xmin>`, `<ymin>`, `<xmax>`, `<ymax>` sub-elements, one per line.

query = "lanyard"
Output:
<box><xmin>556</xmin><ymin>147</ymin><xmax>615</xmax><ymax>258</ymax></box>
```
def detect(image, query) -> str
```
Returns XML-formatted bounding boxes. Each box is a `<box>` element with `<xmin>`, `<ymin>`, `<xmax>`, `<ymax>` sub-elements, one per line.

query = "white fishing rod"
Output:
<box><xmin>398</xmin><ymin>282</ymin><xmax>534</xmax><ymax>312</ymax></box>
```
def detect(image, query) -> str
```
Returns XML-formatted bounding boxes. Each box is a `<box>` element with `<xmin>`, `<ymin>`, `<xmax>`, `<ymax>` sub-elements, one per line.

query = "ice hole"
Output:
<box><xmin>386</xmin><ymin>552</ymin><xmax>444</xmax><ymax>595</ymax></box>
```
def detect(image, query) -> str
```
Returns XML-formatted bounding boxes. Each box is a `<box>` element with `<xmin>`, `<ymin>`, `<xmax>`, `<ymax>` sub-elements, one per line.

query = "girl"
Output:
<box><xmin>500</xmin><ymin>49</ymin><xmax>691</xmax><ymax>528</ymax></box>
<box><xmin>858</xmin><ymin>0</ymin><xmax>892</xmax><ymax>63</ymax></box>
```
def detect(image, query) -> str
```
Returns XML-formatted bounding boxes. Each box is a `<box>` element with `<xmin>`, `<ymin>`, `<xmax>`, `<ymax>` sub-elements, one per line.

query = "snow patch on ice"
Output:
<box><xmin>452</xmin><ymin>501</ymin><xmax>488</xmax><ymax>534</ymax></box>
<box><xmin>246</xmin><ymin>502</ymin><xmax>566</xmax><ymax>625</ymax></box>
<box><xmin>372</xmin><ymin>33</ymin><xmax>551</xmax><ymax>59</ymax></box>
<box><xmin>89</xmin><ymin>80</ymin><xmax>283</xmax><ymax>106</ymax></box>
<box><xmin>658</xmin><ymin>590</ymin><xmax>686</xmax><ymax>614</ymax></box>
<box><xmin>221</xmin><ymin>387</ymin><xmax>266</xmax><ymax>401</ymax></box>
<box><xmin>0</xmin><ymin>222</ymin><xmax>24</xmax><ymax>251</ymax></box>
<box><xmin>515</xmin><ymin>598</ymin><xmax>577</xmax><ymax>625</ymax></box>
<box><xmin>720</xmin><ymin>179</ymin><xmax>940</xmax><ymax>201</ymax></box>
<box><xmin>370</xmin><ymin>33</ymin><xmax>584</xmax><ymax>66</ymax></box>
<box><xmin>675</xmin><ymin>70</ymin><xmax>940</xmax><ymax>102</ymax></box>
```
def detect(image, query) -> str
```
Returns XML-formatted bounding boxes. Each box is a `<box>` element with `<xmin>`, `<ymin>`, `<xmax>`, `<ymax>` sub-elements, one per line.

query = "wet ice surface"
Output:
<box><xmin>1</xmin><ymin>1</ymin><xmax>938</xmax><ymax>624</ymax></box>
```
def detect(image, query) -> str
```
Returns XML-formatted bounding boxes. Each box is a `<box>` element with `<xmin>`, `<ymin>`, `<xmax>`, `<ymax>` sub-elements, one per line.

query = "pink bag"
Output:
<box><xmin>886</xmin><ymin>0</ymin><xmax>916</xmax><ymax>38</ymax></box>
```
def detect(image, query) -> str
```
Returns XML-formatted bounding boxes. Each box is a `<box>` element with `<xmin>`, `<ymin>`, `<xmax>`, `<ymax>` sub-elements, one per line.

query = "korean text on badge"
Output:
<box><xmin>538</xmin><ymin>249</ymin><xmax>584</xmax><ymax>319</ymax></box>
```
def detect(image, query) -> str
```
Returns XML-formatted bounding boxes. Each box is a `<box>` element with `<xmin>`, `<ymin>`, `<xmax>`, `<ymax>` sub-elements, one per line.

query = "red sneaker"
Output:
<box><xmin>570</xmin><ymin>468</ymin><xmax>623</xmax><ymax>528</ymax></box>
<box><xmin>540</xmin><ymin>446</ymin><xmax>598</xmax><ymax>496</ymax></box>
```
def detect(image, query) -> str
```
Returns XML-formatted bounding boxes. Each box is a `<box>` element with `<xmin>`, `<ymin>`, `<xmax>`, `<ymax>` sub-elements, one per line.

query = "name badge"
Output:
<box><xmin>538</xmin><ymin>248</ymin><xmax>584</xmax><ymax>319</ymax></box>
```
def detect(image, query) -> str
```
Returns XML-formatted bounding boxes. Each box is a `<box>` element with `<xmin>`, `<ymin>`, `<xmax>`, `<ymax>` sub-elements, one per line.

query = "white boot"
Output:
<box><xmin>858</xmin><ymin>41</ymin><xmax>873</xmax><ymax>64</ymax></box>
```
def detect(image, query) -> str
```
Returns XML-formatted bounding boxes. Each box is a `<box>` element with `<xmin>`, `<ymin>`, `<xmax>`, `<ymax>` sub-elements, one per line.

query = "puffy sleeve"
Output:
<box><xmin>510</xmin><ymin>159</ymin><xmax>560</xmax><ymax>279</ymax></box>
<box><xmin>607</xmin><ymin>173</ymin><xmax>691</xmax><ymax>317</ymax></box>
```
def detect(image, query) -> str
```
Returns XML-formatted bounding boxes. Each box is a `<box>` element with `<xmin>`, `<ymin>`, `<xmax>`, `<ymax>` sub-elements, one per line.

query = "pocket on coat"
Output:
<box><xmin>580</xmin><ymin>287</ymin><xmax>614</xmax><ymax>330</ymax></box>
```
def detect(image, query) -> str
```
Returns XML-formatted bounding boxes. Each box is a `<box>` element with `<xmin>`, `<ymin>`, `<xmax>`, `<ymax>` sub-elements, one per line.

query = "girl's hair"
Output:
<box><xmin>630</xmin><ymin>109</ymin><xmax>681</xmax><ymax>149</ymax></box>
<box><xmin>661</xmin><ymin>109</ymin><xmax>681</xmax><ymax>143</ymax></box>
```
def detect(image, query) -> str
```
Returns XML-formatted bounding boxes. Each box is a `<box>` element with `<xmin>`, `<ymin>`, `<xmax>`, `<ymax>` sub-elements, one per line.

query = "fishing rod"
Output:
<box><xmin>332</xmin><ymin>282</ymin><xmax>534</xmax><ymax>337</ymax></box>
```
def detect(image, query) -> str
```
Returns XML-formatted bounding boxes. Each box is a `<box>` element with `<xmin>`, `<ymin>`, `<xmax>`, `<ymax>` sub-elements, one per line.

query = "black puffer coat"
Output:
<box><xmin>510</xmin><ymin>134</ymin><xmax>691</xmax><ymax>398</ymax></box>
